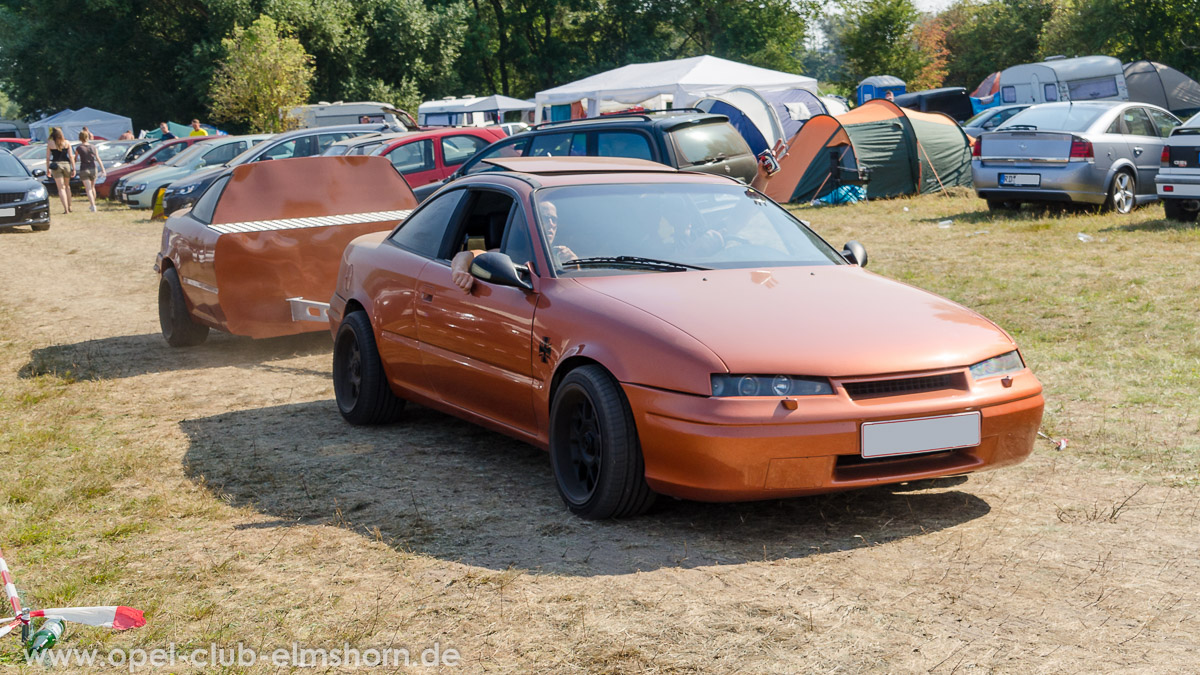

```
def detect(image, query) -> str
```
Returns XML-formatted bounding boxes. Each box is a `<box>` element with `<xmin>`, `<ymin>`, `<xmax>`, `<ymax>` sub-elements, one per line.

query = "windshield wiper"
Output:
<box><xmin>562</xmin><ymin>256</ymin><xmax>711</xmax><ymax>271</ymax></box>
<box><xmin>695</xmin><ymin>154</ymin><xmax>728</xmax><ymax>165</ymax></box>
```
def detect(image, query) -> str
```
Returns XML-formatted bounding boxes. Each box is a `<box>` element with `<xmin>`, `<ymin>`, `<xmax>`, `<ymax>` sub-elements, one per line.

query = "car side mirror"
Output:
<box><xmin>32</xmin><ymin>169</ymin><xmax>45</xmax><ymax>178</ymax></box>
<box><xmin>148</xmin><ymin>158</ymin><xmax>157</xmax><ymax>165</ymax></box>
<box><xmin>841</xmin><ymin>240</ymin><xmax>868</xmax><ymax>267</ymax></box>
<box><xmin>470</xmin><ymin>251</ymin><xmax>533</xmax><ymax>291</ymax></box>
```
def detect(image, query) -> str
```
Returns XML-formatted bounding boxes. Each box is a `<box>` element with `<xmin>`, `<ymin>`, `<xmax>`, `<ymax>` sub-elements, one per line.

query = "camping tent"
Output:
<box><xmin>753</xmin><ymin>99</ymin><xmax>973</xmax><ymax>203</ymax></box>
<box><xmin>1124</xmin><ymin>60</ymin><xmax>1200</xmax><ymax>119</ymax></box>
<box><xmin>695</xmin><ymin>87</ymin><xmax>788</xmax><ymax>156</ymax></box>
<box><xmin>759</xmin><ymin>89</ymin><xmax>828</xmax><ymax>140</ymax></box>
<box><xmin>533</xmin><ymin>55</ymin><xmax>817</xmax><ymax>122</ymax></box>
<box><xmin>29</xmin><ymin>107</ymin><xmax>132</xmax><ymax>141</ymax></box>
<box><xmin>972</xmin><ymin>72</ymin><xmax>1001</xmax><ymax>99</ymax></box>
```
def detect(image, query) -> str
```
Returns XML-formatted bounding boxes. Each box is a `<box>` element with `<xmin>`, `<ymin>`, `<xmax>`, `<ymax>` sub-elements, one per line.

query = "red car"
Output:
<box><xmin>369</xmin><ymin>127</ymin><xmax>505</xmax><ymax>187</ymax></box>
<box><xmin>0</xmin><ymin>139</ymin><xmax>30</xmax><ymax>148</ymax></box>
<box><xmin>98</xmin><ymin>136</ymin><xmax>214</xmax><ymax>199</ymax></box>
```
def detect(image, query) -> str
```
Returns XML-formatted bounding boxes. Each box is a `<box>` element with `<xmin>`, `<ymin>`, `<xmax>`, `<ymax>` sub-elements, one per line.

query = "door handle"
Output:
<box><xmin>418</xmin><ymin>283</ymin><xmax>434</xmax><ymax>302</ymax></box>
<box><xmin>1133</xmin><ymin>146</ymin><xmax>1143</xmax><ymax>155</ymax></box>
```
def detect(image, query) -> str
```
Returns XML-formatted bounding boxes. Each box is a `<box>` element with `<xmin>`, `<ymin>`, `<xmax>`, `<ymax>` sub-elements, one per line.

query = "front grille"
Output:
<box><xmin>0</xmin><ymin>192</ymin><xmax>24</xmax><ymax>204</ymax></box>
<box><xmin>843</xmin><ymin>373</ymin><xmax>954</xmax><ymax>399</ymax></box>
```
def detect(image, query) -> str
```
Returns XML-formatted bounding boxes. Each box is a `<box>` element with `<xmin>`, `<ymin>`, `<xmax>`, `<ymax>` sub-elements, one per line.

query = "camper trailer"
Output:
<box><xmin>996</xmin><ymin>55</ymin><xmax>1128</xmax><ymax>106</ymax></box>
<box><xmin>286</xmin><ymin>102</ymin><xmax>415</xmax><ymax>130</ymax></box>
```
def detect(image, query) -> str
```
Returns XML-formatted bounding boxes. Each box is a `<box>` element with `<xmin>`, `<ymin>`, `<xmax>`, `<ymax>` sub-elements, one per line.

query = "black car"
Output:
<box><xmin>411</xmin><ymin>111</ymin><xmax>758</xmax><ymax>202</ymax></box>
<box><xmin>161</xmin><ymin>123</ymin><xmax>399</xmax><ymax>214</ymax></box>
<box><xmin>0</xmin><ymin>149</ymin><xmax>50</xmax><ymax>231</ymax></box>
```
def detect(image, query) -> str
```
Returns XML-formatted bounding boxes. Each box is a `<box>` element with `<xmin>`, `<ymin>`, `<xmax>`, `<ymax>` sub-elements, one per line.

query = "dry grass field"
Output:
<box><xmin>0</xmin><ymin>191</ymin><xmax>1197</xmax><ymax>672</ymax></box>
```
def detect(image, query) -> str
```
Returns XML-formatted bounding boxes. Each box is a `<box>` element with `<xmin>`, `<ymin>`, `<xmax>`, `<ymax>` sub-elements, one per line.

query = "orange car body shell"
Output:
<box><xmin>331</xmin><ymin>158</ymin><xmax>1043</xmax><ymax>501</ymax></box>
<box><xmin>157</xmin><ymin>155</ymin><xmax>416</xmax><ymax>339</ymax></box>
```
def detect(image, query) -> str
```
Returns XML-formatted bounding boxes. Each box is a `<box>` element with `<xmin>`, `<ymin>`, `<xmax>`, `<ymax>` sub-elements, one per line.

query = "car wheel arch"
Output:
<box><xmin>548</xmin><ymin>355</ymin><xmax>608</xmax><ymax>411</ymax></box>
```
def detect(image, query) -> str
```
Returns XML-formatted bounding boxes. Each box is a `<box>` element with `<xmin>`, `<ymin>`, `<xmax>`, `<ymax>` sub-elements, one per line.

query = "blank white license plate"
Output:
<box><xmin>0</xmin><ymin>207</ymin><xmax>14</xmax><ymax>217</ymax></box>
<box><xmin>861</xmin><ymin>412</ymin><xmax>981</xmax><ymax>458</ymax></box>
<box><xmin>999</xmin><ymin>173</ymin><xmax>1040</xmax><ymax>187</ymax></box>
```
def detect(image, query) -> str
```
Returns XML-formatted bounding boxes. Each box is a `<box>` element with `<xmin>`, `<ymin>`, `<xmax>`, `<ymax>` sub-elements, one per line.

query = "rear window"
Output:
<box><xmin>672</xmin><ymin>123</ymin><xmax>749</xmax><ymax>164</ymax></box>
<box><xmin>998</xmin><ymin>106</ymin><xmax>1106</xmax><ymax>132</ymax></box>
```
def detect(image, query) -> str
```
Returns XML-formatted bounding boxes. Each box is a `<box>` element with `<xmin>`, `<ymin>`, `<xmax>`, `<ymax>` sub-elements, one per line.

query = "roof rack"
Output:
<box><xmin>529</xmin><ymin>108</ymin><xmax>707</xmax><ymax>130</ymax></box>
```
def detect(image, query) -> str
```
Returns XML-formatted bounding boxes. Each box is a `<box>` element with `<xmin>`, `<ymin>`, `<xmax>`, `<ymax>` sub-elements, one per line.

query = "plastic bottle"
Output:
<box><xmin>26</xmin><ymin>618</ymin><xmax>63</xmax><ymax>655</ymax></box>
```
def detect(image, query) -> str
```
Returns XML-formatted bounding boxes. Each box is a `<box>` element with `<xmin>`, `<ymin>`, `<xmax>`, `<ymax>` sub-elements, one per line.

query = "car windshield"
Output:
<box><xmin>535</xmin><ymin>183</ymin><xmax>844</xmax><ymax>275</ymax></box>
<box><xmin>999</xmin><ymin>105</ymin><xmax>1106</xmax><ymax>132</ymax></box>
<box><xmin>14</xmin><ymin>143</ymin><xmax>45</xmax><ymax>159</ymax></box>
<box><xmin>0</xmin><ymin>153</ymin><xmax>30</xmax><ymax>177</ymax></box>
<box><xmin>964</xmin><ymin>109</ymin><xmax>995</xmax><ymax>127</ymax></box>
<box><xmin>166</xmin><ymin>142</ymin><xmax>209</xmax><ymax>166</ymax></box>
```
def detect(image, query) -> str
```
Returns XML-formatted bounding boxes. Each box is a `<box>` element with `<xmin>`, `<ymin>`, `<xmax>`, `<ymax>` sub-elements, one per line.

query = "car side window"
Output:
<box><xmin>1147</xmin><ymin>108</ymin><xmax>1180</xmax><ymax>138</ymax></box>
<box><xmin>1121</xmin><ymin>108</ymin><xmax>1156</xmax><ymax>136</ymax></box>
<box><xmin>316</xmin><ymin>133</ymin><xmax>354</xmax><ymax>154</ymax></box>
<box><xmin>441</xmin><ymin>135</ymin><xmax>489</xmax><ymax>167</ymax></box>
<box><xmin>260</xmin><ymin>139</ymin><xmax>296</xmax><ymax>161</ymax></box>
<box><xmin>501</xmin><ymin>206</ymin><xmax>535</xmax><ymax>270</ymax></box>
<box><xmin>596</xmin><ymin>131</ymin><xmax>653</xmax><ymax>160</ymax></box>
<box><xmin>189</xmin><ymin>175</ymin><xmax>231</xmax><ymax>224</ymax></box>
<box><xmin>389</xmin><ymin>188</ymin><xmax>467</xmax><ymax>258</ymax></box>
<box><xmin>386</xmin><ymin>140</ymin><xmax>434</xmax><ymax>173</ymax></box>
<box><xmin>463</xmin><ymin>138</ymin><xmax>531</xmax><ymax>175</ymax></box>
<box><xmin>529</xmin><ymin>132</ymin><xmax>586</xmax><ymax>157</ymax></box>
<box><xmin>203</xmin><ymin>142</ymin><xmax>243</xmax><ymax>166</ymax></box>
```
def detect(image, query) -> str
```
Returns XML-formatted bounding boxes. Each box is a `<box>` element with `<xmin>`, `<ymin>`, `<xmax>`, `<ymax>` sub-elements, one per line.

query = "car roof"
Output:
<box><xmin>275</xmin><ymin>123</ymin><xmax>393</xmax><ymax>138</ymax></box>
<box><xmin>483</xmin><ymin>156</ymin><xmax>677</xmax><ymax>174</ymax></box>
<box><xmin>529</xmin><ymin>111</ymin><xmax>729</xmax><ymax>132</ymax></box>
<box><xmin>468</xmin><ymin>156</ymin><xmax>737</xmax><ymax>188</ymax></box>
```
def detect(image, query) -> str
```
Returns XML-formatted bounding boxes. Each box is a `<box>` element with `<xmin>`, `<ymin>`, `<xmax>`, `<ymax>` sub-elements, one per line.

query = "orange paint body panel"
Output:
<box><xmin>158</xmin><ymin>156</ymin><xmax>417</xmax><ymax>339</ymax></box>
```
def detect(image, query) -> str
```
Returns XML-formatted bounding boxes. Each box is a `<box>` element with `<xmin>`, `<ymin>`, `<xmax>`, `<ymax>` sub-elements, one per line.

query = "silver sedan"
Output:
<box><xmin>972</xmin><ymin>101</ymin><xmax>1179</xmax><ymax>213</ymax></box>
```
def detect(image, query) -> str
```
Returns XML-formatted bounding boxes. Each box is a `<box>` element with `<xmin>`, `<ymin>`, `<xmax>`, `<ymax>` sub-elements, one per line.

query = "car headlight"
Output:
<box><xmin>969</xmin><ymin>350</ymin><xmax>1024</xmax><ymax>380</ymax></box>
<box><xmin>130</xmin><ymin>183</ymin><xmax>147</xmax><ymax>193</ymax></box>
<box><xmin>711</xmin><ymin>374</ymin><xmax>833</xmax><ymax>397</ymax></box>
<box><xmin>25</xmin><ymin>185</ymin><xmax>46</xmax><ymax>200</ymax></box>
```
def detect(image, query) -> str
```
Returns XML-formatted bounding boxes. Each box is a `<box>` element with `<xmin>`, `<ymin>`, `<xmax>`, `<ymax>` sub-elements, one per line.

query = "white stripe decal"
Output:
<box><xmin>208</xmin><ymin>210</ymin><xmax>412</xmax><ymax>235</ymax></box>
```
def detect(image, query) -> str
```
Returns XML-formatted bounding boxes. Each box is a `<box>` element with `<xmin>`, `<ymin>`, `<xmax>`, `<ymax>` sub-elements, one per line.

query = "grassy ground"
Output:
<box><xmin>0</xmin><ymin>193</ymin><xmax>1196</xmax><ymax>672</ymax></box>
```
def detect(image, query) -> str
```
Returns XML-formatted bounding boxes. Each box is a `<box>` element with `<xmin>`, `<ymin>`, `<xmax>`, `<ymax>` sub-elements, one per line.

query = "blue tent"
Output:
<box><xmin>29</xmin><ymin>107</ymin><xmax>133</xmax><ymax>142</ymax></box>
<box><xmin>758</xmin><ymin>89</ymin><xmax>828</xmax><ymax>140</ymax></box>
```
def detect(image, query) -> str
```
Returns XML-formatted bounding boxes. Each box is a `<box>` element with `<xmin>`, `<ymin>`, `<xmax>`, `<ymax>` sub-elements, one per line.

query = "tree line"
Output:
<box><xmin>0</xmin><ymin>0</ymin><xmax>1196</xmax><ymax>133</ymax></box>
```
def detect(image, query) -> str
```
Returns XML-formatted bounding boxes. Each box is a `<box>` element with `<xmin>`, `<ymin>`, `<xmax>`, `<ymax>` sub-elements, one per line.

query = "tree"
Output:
<box><xmin>838</xmin><ymin>0</ymin><xmax>925</xmax><ymax>88</ymax></box>
<box><xmin>1038</xmin><ymin>0</ymin><xmax>1200</xmax><ymax>77</ymax></box>
<box><xmin>938</xmin><ymin>0</ymin><xmax>1053</xmax><ymax>92</ymax></box>
<box><xmin>209</xmin><ymin>14</ymin><xmax>315</xmax><ymax>133</ymax></box>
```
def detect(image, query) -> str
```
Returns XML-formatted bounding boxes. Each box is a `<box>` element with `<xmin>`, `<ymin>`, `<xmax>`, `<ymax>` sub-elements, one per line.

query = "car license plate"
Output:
<box><xmin>0</xmin><ymin>207</ymin><xmax>15</xmax><ymax>217</ymax></box>
<box><xmin>999</xmin><ymin>173</ymin><xmax>1040</xmax><ymax>187</ymax></box>
<box><xmin>861</xmin><ymin>412</ymin><xmax>981</xmax><ymax>458</ymax></box>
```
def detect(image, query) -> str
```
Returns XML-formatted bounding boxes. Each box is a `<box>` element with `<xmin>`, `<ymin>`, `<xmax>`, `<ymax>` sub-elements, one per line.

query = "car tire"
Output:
<box><xmin>549</xmin><ymin>365</ymin><xmax>656</xmax><ymax>520</ymax></box>
<box><xmin>1162</xmin><ymin>198</ymin><xmax>1198</xmax><ymax>222</ymax></box>
<box><xmin>333</xmin><ymin>310</ymin><xmax>405</xmax><ymax>425</ymax></box>
<box><xmin>986</xmin><ymin>199</ymin><xmax>1020</xmax><ymax>212</ymax></box>
<box><xmin>1104</xmin><ymin>170</ymin><xmax>1136</xmax><ymax>214</ymax></box>
<box><xmin>158</xmin><ymin>267</ymin><xmax>209</xmax><ymax>347</ymax></box>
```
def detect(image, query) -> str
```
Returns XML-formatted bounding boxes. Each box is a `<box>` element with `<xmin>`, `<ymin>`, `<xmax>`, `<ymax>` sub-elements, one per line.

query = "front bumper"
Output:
<box><xmin>623</xmin><ymin>369</ymin><xmax>1044</xmax><ymax>501</ymax></box>
<box><xmin>0</xmin><ymin>198</ymin><xmax>50</xmax><ymax>228</ymax></box>
<box><xmin>973</xmin><ymin>160</ymin><xmax>1107</xmax><ymax>205</ymax></box>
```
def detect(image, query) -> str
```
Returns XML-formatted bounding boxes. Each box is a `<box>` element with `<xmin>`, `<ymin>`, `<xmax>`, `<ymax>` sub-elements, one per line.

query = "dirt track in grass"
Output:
<box><xmin>0</xmin><ymin>195</ymin><xmax>1197</xmax><ymax>672</ymax></box>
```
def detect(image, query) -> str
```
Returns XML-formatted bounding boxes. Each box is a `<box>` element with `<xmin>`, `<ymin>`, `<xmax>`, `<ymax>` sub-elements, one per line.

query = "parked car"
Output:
<box><xmin>155</xmin><ymin>156</ymin><xmax>417</xmax><ymax>346</ymax></box>
<box><xmin>115</xmin><ymin>134</ymin><xmax>271</xmax><ymax>209</ymax></box>
<box><xmin>972</xmin><ymin>101</ymin><xmax>1180</xmax><ymax>212</ymax></box>
<box><xmin>328</xmin><ymin>156</ymin><xmax>1044</xmax><ymax>519</ymax></box>
<box><xmin>0</xmin><ymin>149</ymin><xmax>50</xmax><ymax>231</ymax></box>
<box><xmin>892</xmin><ymin>86</ymin><xmax>975</xmax><ymax>122</ymax></box>
<box><xmin>962</xmin><ymin>104</ymin><xmax>1032</xmax><ymax>137</ymax></box>
<box><xmin>1155</xmin><ymin>113</ymin><xmax>1200</xmax><ymax>221</ymax></box>
<box><xmin>97</xmin><ymin>137</ymin><xmax>211</xmax><ymax>199</ymax></box>
<box><xmin>368</xmin><ymin>126</ymin><xmax>506</xmax><ymax>188</ymax></box>
<box><xmin>322</xmin><ymin>132</ymin><xmax>411</xmax><ymax>157</ymax></box>
<box><xmin>410</xmin><ymin>111</ymin><xmax>757</xmax><ymax>202</ymax></box>
<box><xmin>161</xmin><ymin>123</ymin><xmax>397</xmax><ymax>215</ymax></box>
<box><xmin>0</xmin><ymin>138</ymin><xmax>29</xmax><ymax>149</ymax></box>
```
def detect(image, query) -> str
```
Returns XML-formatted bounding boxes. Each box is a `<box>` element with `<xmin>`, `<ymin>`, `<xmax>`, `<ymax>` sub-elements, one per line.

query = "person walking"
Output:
<box><xmin>158</xmin><ymin>122</ymin><xmax>176</xmax><ymax>140</ymax></box>
<box><xmin>75</xmin><ymin>130</ymin><xmax>105</xmax><ymax>212</ymax></box>
<box><xmin>188</xmin><ymin>119</ymin><xmax>208</xmax><ymax>137</ymax></box>
<box><xmin>45</xmin><ymin>127</ymin><xmax>75</xmax><ymax>214</ymax></box>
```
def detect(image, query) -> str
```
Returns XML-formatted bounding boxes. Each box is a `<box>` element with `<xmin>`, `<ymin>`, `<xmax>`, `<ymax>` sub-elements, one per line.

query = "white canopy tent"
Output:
<box><xmin>533</xmin><ymin>55</ymin><xmax>818</xmax><ymax>122</ymax></box>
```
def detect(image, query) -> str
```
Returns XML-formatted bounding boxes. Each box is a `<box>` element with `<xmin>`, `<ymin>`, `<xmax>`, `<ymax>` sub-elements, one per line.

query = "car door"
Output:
<box><xmin>371</xmin><ymin>188</ymin><xmax>469</xmax><ymax>401</ymax></box>
<box><xmin>385</xmin><ymin>139</ymin><xmax>439</xmax><ymax>186</ymax></box>
<box><xmin>414</xmin><ymin>186</ymin><xmax>540</xmax><ymax>434</ymax></box>
<box><xmin>437</xmin><ymin>134</ymin><xmax>491</xmax><ymax>180</ymax></box>
<box><xmin>1120</xmin><ymin>107</ymin><xmax>1165</xmax><ymax>194</ymax></box>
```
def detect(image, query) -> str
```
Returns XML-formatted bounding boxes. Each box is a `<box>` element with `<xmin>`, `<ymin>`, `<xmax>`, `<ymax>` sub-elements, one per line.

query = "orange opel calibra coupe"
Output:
<box><xmin>329</xmin><ymin>157</ymin><xmax>1044</xmax><ymax>519</ymax></box>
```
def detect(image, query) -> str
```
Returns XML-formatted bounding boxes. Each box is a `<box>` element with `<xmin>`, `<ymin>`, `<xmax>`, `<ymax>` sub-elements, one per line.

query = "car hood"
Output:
<box><xmin>123</xmin><ymin>165</ymin><xmax>171</xmax><ymax>183</ymax></box>
<box><xmin>573</xmin><ymin>265</ymin><xmax>1016</xmax><ymax>377</ymax></box>
<box><xmin>0</xmin><ymin>176</ymin><xmax>39</xmax><ymax>193</ymax></box>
